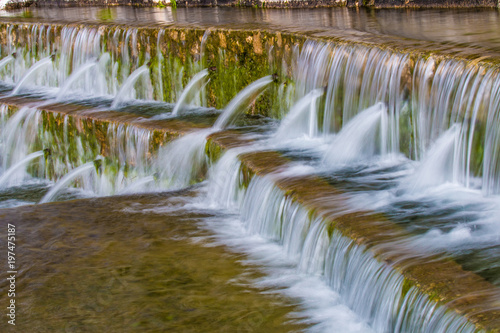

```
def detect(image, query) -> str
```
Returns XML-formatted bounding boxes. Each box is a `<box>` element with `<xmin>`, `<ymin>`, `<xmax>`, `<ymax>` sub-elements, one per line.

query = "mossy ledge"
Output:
<box><xmin>206</xmin><ymin>131</ymin><xmax>500</xmax><ymax>332</ymax></box>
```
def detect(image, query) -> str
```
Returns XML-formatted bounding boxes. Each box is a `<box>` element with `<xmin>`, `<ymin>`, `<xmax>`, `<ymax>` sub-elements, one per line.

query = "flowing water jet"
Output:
<box><xmin>151</xmin><ymin>76</ymin><xmax>276</xmax><ymax>188</ymax></box>
<box><xmin>39</xmin><ymin>162</ymin><xmax>96</xmax><ymax>204</ymax></box>
<box><xmin>403</xmin><ymin>124</ymin><xmax>462</xmax><ymax>193</ymax></box>
<box><xmin>11</xmin><ymin>56</ymin><xmax>53</xmax><ymax>95</ymax></box>
<box><xmin>1</xmin><ymin>107</ymin><xmax>40</xmax><ymax>171</ymax></box>
<box><xmin>155</xmin><ymin>130</ymin><xmax>211</xmax><ymax>189</ymax></box>
<box><xmin>111</xmin><ymin>64</ymin><xmax>149</xmax><ymax>109</ymax></box>
<box><xmin>0</xmin><ymin>151</ymin><xmax>44</xmax><ymax>187</ymax></box>
<box><xmin>275</xmin><ymin>88</ymin><xmax>324</xmax><ymax>140</ymax></box>
<box><xmin>0</xmin><ymin>54</ymin><xmax>14</xmax><ymax>71</ymax></box>
<box><xmin>323</xmin><ymin>102</ymin><xmax>389</xmax><ymax>166</ymax></box>
<box><xmin>171</xmin><ymin>69</ymin><xmax>209</xmax><ymax>117</ymax></box>
<box><xmin>56</xmin><ymin>60</ymin><xmax>98</xmax><ymax>101</ymax></box>
<box><xmin>213</xmin><ymin>76</ymin><xmax>273</xmax><ymax>130</ymax></box>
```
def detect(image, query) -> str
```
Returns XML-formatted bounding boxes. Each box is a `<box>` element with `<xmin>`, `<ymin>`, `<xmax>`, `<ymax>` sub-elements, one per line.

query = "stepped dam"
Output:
<box><xmin>0</xmin><ymin>6</ymin><xmax>500</xmax><ymax>333</ymax></box>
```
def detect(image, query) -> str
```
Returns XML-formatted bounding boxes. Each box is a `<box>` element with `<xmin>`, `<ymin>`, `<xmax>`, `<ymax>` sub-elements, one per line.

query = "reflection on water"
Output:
<box><xmin>3</xmin><ymin>7</ymin><xmax>500</xmax><ymax>56</ymax></box>
<box><xmin>0</xmin><ymin>192</ymin><xmax>309</xmax><ymax>332</ymax></box>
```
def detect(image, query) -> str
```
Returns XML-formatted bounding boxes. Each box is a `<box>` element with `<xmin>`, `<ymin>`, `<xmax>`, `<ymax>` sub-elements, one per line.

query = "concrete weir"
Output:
<box><xmin>1</xmin><ymin>12</ymin><xmax>500</xmax><ymax>332</ymax></box>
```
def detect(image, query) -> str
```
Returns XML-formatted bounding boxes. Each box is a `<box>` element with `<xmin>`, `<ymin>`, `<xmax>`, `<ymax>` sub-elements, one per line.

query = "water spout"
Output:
<box><xmin>171</xmin><ymin>69</ymin><xmax>209</xmax><ymax>116</ymax></box>
<box><xmin>56</xmin><ymin>60</ymin><xmax>98</xmax><ymax>101</ymax></box>
<box><xmin>403</xmin><ymin>124</ymin><xmax>462</xmax><ymax>192</ymax></box>
<box><xmin>155</xmin><ymin>130</ymin><xmax>211</xmax><ymax>189</ymax></box>
<box><xmin>0</xmin><ymin>55</ymin><xmax>14</xmax><ymax>71</ymax></box>
<box><xmin>11</xmin><ymin>56</ymin><xmax>53</xmax><ymax>95</ymax></box>
<box><xmin>275</xmin><ymin>89</ymin><xmax>324</xmax><ymax>140</ymax></box>
<box><xmin>110</xmin><ymin>64</ymin><xmax>149</xmax><ymax>109</ymax></box>
<box><xmin>39</xmin><ymin>162</ymin><xmax>95</xmax><ymax>204</ymax></box>
<box><xmin>323</xmin><ymin>103</ymin><xmax>389</xmax><ymax>166</ymax></box>
<box><xmin>213</xmin><ymin>76</ymin><xmax>273</xmax><ymax>130</ymax></box>
<box><xmin>0</xmin><ymin>151</ymin><xmax>44</xmax><ymax>187</ymax></box>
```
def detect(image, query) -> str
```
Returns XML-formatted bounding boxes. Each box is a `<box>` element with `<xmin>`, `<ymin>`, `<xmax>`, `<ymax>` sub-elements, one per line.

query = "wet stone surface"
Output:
<box><xmin>0</xmin><ymin>191</ymin><xmax>308</xmax><ymax>332</ymax></box>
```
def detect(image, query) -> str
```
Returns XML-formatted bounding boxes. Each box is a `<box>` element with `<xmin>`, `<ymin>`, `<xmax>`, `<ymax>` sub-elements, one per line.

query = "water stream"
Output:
<box><xmin>11</xmin><ymin>56</ymin><xmax>53</xmax><ymax>95</ymax></box>
<box><xmin>111</xmin><ymin>64</ymin><xmax>150</xmax><ymax>108</ymax></box>
<box><xmin>0</xmin><ymin>150</ymin><xmax>43</xmax><ymax>187</ymax></box>
<box><xmin>39</xmin><ymin>162</ymin><xmax>96</xmax><ymax>203</ymax></box>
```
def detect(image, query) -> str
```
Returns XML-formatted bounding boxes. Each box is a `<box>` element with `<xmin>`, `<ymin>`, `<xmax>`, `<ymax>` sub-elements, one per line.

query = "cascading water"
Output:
<box><xmin>0</xmin><ymin>151</ymin><xmax>44</xmax><ymax>187</ymax></box>
<box><xmin>152</xmin><ymin>75</ymin><xmax>275</xmax><ymax>189</ymax></box>
<box><xmin>39</xmin><ymin>162</ymin><xmax>96</xmax><ymax>204</ymax></box>
<box><xmin>213</xmin><ymin>76</ymin><xmax>273</xmax><ymax>130</ymax></box>
<box><xmin>11</xmin><ymin>56</ymin><xmax>53</xmax><ymax>95</ymax></box>
<box><xmin>205</xmin><ymin>152</ymin><xmax>478</xmax><ymax>333</ymax></box>
<box><xmin>0</xmin><ymin>18</ymin><xmax>499</xmax><ymax>333</ymax></box>
<box><xmin>111</xmin><ymin>64</ymin><xmax>150</xmax><ymax>108</ymax></box>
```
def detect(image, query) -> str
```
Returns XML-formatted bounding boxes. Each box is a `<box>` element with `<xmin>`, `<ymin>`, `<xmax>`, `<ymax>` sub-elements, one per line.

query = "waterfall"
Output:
<box><xmin>483</xmin><ymin>77</ymin><xmax>500</xmax><ymax>195</ymax></box>
<box><xmin>207</xmin><ymin>154</ymin><xmax>477</xmax><ymax>333</ymax></box>
<box><xmin>1</xmin><ymin>20</ymin><xmax>500</xmax><ymax>332</ymax></box>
